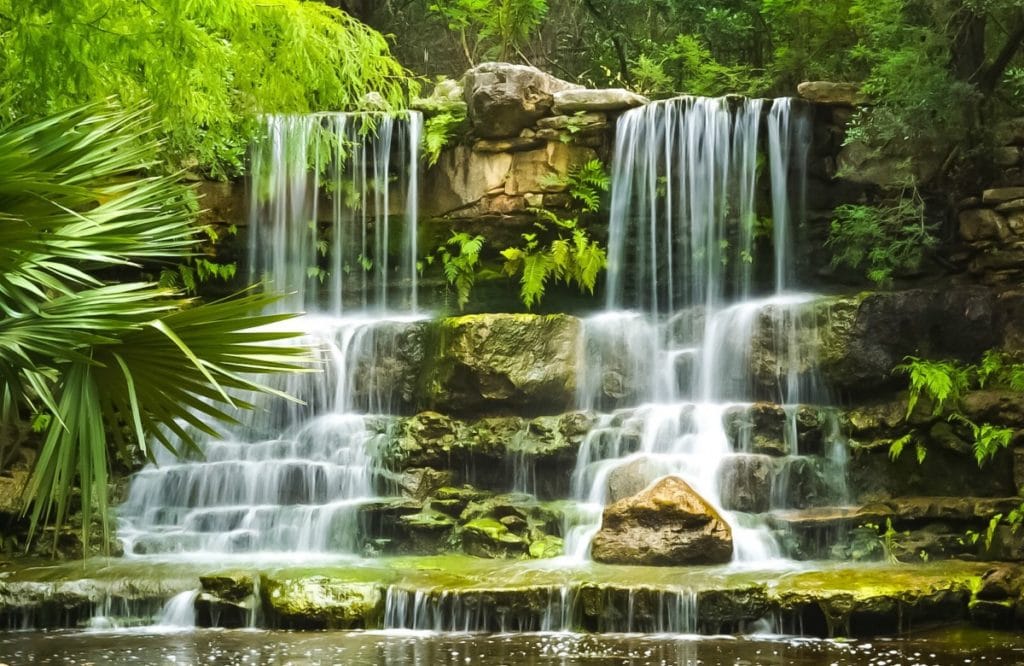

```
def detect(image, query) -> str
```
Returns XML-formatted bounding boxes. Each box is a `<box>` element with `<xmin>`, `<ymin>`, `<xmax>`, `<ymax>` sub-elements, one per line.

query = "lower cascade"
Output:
<box><xmin>9</xmin><ymin>88</ymin><xmax>1015</xmax><ymax>656</ymax></box>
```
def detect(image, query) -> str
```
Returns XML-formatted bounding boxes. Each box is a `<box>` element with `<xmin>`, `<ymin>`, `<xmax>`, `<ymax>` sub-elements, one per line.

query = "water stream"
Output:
<box><xmin>564</xmin><ymin>96</ymin><xmax>842</xmax><ymax>563</ymax></box>
<box><xmin>111</xmin><ymin>98</ymin><xmax>851</xmax><ymax>635</ymax></box>
<box><xmin>118</xmin><ymin>112</ymin><xmax>424</xmax><ymax>559</ymax></box>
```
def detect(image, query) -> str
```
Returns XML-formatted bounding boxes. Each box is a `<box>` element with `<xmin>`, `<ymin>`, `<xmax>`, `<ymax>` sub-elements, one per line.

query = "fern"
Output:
<box><xmin>422</xmin><ymin>110</ymin><xmax>466</xmax><ymax>166</ymax></box>
<box><xmin>435</xmin><ymin>232</ymin><xmax>484</xmax><ymax>311</ymax></box>
<box><xmin>894</xmin><ymin>356</ymin><xmax>970</xmax><ymax>417</ymax></box>
<box><xmin>949</xmin><ymin>414</ymin><xmax>1014</xmax><ymax>468</ymax></box>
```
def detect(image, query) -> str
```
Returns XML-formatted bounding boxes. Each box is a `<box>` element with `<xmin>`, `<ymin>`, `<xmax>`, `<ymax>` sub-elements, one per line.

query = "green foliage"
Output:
<box><xmin>894</xmin><ymin>356</ymin><xmax>971</xmax><ymax>418</ymax></box>
<box><xmin>431</xmin><ymin>232</ymin><xmax>485</xmax><ymax>311</ymax></box>
<box><xmin>539</xmin><ymin>159</ymin><xmax>610</xmax><ymax>213</ymax></box>
<box><xmin>159</xmin><ymin>225</ymin><xmax>238</xmax><ymax>295</ymax></box>
<box><xmin>501</xmin><ymin>209</ymin><xmax>607</xmax><ymax>309</ymax></box>
<box><xmin>891</xmin><ymin>351</ymin><xmax>1022</xmax><ymax>469</ymax></box>
<box><xmin>631</xmin><ymin>34</ymin><xmax>768</xmax><ymax>97</ymax></box>
<box><xmin>0</xmin><ymin>105</ymin><xmax>307</xmax><ymax>549</ymax></box>
<box><xmin>429</xmin><ymin>0</ymin><xmax>548</xmax><ymax>63</ymax></box>
<box><xmin>843</xmin><ymin>0</ymin><xmax>978</xmax><ymax>162</ymax></box>
<box><xmin>423</xmin><ymin>110</ymin><xmax>467</xmax><ymax>166</ymax></box>
<box><xmin>0</xmin><ymin>0</ymin><xmax>413</xmax><ymax>177</ymax></box>
<box><xmin>826</xmin><ymin>188</ymin><xmax>938</xmax><ymax>285</ymax></box>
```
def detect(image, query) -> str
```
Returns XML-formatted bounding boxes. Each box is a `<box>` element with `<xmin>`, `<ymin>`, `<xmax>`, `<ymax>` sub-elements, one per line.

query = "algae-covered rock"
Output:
<box><xmin>529</xmin><ymin>534</ymin><xmax>564</xmax><ymax>558</ymax></box>
<box><xmin>591</xmin><ymin>476</ymin><xmax>733</xmax><ymax>566</ymax></box>
<box><xmin>200</xmin><ymin>572</ymin><xmax>254</xmax><ymax>602</ymax></box>
<box><xmin>421</xmin><ymin>314</ymin><xmax>580</xmax><ymax>415</ymax></box>
<box><xmin>462</xmin><ymin>518</ymin><xmax>528</xmax><ymax>558</ymax></box>
<box><xmin>261</xmin><ymin>576</ymin><xmax>383</xmax><ymax>629</ymax></box>
<box><xmin>697</xmin><ymin>586</ymin><xmax>769</xmax><ymax>630</ymax></box>
<box><xmin>381</xmin><ymin>411</ymin><xmax>588</xmax><ymax>498</ymax></box>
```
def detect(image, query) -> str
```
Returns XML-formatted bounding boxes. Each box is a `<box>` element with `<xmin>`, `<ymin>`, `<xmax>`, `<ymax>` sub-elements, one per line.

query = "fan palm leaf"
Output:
<box><xmin>0</xmin><ymin>104</ymin><xmax>308</xmax><ymax>551</ymax></box>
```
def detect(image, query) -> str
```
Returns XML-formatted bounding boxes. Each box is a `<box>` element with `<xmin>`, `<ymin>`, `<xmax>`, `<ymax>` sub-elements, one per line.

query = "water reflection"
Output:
<box><xmin>2</xmin><ymin>628</ymin><xmax>1022</xmax><ymax>666</ymax></box>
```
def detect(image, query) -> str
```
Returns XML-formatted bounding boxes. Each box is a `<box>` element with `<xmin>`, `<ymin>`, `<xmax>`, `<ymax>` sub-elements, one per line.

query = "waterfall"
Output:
<box><xmin>117</xmin><ymin>112</ymin><xmax>423</xmax><ymax>559</ymax></box>
<box><xmin>567</xmin><ymin>96</ymin><xmax>841</xmax><ymax>563</ymax></box>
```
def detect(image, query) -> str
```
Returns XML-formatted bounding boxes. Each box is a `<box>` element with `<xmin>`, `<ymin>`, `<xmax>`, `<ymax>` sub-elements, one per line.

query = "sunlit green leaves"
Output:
<box><xmin>0</xmin><ymin>106</ymin><xmax>307</xmax><ymax>550</ymax></box>
<box><xmin>0</xmin><ymin>0</ymin><xmax>414</xmax><ymax>177</ymax></box>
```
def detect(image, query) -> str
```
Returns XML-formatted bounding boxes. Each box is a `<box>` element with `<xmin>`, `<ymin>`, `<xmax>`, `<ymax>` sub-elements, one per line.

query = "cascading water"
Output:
<box><xmin>118</xmin><ymin>112</ymin><xmax>424</xmax><ymax>559</ymax></box>
<box><xmin>565</xmin><ymin>96</ymin><xmax>842</xmax><ymax>563</ymax></box>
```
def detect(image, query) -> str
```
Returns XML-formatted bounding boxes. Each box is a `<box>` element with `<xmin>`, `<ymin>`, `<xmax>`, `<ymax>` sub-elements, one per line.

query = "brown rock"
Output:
<box><xmin>996</xmin><ymin>198</ymin><xmax>1024</xmax><ymax>213</ymax></box>
<box><xmin>959</xmin><ymin>208</ymin><xmax>1008</xmax><ymax>241</ymax></box>
<box><xmin>473</xmin><ymin>137</ymin><xmax>545</xmax><ymax>153</ymax></box>
<box><xmin>982</xmin><ymin>187</ymin><xmax>1024</xmax><ymax>206</ymax></box>
<box><xmin>535</xmin><ymin>112</ymin><xmax>608</xmax><ymax>131</ymax></box>
<box><xmin>796</xmin><ymin>81</ymin><xmax>868</xmax><ymax>105</ymax></box>
<box><xmin>591</xmin><ymin>476</ymin><xmax>733</xmax><ymax>566</ymax></box>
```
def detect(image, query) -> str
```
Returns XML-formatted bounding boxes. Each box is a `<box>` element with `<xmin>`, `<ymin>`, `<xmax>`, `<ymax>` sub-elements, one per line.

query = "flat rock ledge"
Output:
<box><xmin>0</xmin><ymin>559</ymin><xmax>1002</xmax><ymax>637</ymax></box>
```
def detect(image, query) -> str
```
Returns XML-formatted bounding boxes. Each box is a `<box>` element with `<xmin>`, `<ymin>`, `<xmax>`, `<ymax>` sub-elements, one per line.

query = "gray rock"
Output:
<box><xmin>718</xmin><ymin>454</ymin><xmax>773</xmax><ymax>513</ymax></box>
<box><xmin>551</xmin><ymin>88</ymin><xmax>648</xmax><ymax>114</ymax></box>
<box><xmin>983</xmin><ymin>187</ymin><xmax>1024</xmax><ymax>206</ymax></box>
<box><xmin>463</xmin><ymin>62</ymin><xmax>580</xmax><ymax>139</ymax></box>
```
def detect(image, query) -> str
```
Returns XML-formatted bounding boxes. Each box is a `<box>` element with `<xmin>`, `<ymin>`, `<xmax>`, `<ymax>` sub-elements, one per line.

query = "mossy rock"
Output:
<box><xmin>419</xmin><ymin>313</ymin><xmax>580</xmax><ymax>415</ymax></box>
<box><xmin>260</xmin><ymin>575</ymin><xmax>384</xmax><ymax>629</ymax></box>
<box><xmin>199</xmin><ymin>572</ymin><xmax>254</xmax><ymax>602</ymax></box>
<box><xmin>461</xmin><ymin>518</ymin><xmax>528</xmax><ymax>558</ymax></box>
<box><xmin>528</xmin><ymin>535</ymin><xmax>564</xmax><ymax>559</ymax></box>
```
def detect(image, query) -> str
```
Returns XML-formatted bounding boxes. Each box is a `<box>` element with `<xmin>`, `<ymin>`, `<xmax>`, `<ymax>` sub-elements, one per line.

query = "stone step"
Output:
<box><xmin>0</xmin><ymin>558</ymin><xmax>998</xmax><ymax>637</ymax></box>
<box><xmin>766</xmin><ymin>497</ymin><xmax>1023</xmax><ymax>531</ymax></box>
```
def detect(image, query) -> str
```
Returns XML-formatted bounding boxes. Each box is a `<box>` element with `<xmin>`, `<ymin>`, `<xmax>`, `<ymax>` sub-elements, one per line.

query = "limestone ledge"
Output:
<box><xmin>0</xmin><ymin>557</ymin><xmax>1009</xmax><ymax>636</ymax></box>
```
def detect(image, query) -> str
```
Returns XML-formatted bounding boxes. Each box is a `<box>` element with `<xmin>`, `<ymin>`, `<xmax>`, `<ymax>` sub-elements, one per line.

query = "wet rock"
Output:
<box><xmin>969</xmin><ymin>599</ymin><xmax>1016</xmax><ymax>629</ymax></box>
<box><xmin>463</xmin><ymin>63</ymin><xmax>580</xmax><ymax>138</ymax></box>
<box><xmin>815</xmin><ymin>289</ymin><xmax>999</xmax><ymax>394</ymax></box>
<box><xmin>260</xmin><ymin>576</ymin><xmax>383</xmax><ymax>629</ymax></box>
<box><xmin>961</xmin><ymin>390</ymin><xmax>1024</xmax><ymax>426</ymax></box>
<box><xmin>591</xmin><ymin>476</ymin><xmax>733</xmax><ymax>566</ymax></box>
<box><xmin>697</xmin><ymin>586</ymin><xmax>769</xmax><ymax>630</ymax></box>
<box><xmin>723</xmin><ymin>403</ymin><xmax>787</xmax><ymax>456</ymax></box>
<box><xmin>796</xmin><ymin>81</ymin><xmax>866</xmax><ymax>105</ymax></box>
<box><xmin>959</xmin><ymin>208</ymin><xmax>1009</xmax><ymax>241</ymax></box>
<box><xmin>461</xmin><ymin>518</ymin><xmax>528</xmax><ymax>557</ymax></box>
<box><xmin>200</xmin><ymin>573</ymin><xmax>254</xmax><ymax>602</ymax></box>
<box><xmin>528</xmin><ymin>534</ymin><xmax>564</xmax><ymax>558</ymax></box>
<box><xmin>717</xmin><ymin>454</ymin><xmax>773</xmax><ymax>513</ymax></box>
<box><xmin>422</xmin><ymin>314</ymin><xmax>580</xmax><ymax>414</ymax></box>
<box><xmin>606</xmin><ymin>457</ymin><xmax>661</xmax><ymax>503</ymax></box>
<box><xmin>397</xmin><ymin>511</ymin><xmax>457</xmax><ymax>553</ymax></box>
<box><xmin>551</xmin><ymin>88</ymin><xmax>648</xmax><ymax>113</ymax></box>
<box><xmin>983</xmin><ymin>187</ymin><xmax>1024</xmax><ymax>206</ymax></box>
<box><xmin>977</xmin><ymin>565</ymin><xmax>1023</xmax><ymax>601</ymax></box>
<box><xmin>399</xmin><ymin>468</ymin><xmax>454</xmax><ymax>501</ymax></box>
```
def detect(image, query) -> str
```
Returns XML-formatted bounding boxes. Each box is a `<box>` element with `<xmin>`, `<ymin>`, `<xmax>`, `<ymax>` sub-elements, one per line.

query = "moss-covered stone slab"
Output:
<box><xmin>419</xmin><ymin>314</ymin><xmax>580</xmax><ymax>415</ymax></box>
<box><xmin>260</xmin><ymin>575</ymin><xmax>384</xmax><ymax>629</ymax></box>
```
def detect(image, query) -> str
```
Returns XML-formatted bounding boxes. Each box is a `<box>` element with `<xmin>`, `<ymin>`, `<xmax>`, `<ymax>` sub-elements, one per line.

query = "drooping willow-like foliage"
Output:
<box><xmin>0</xmin><ymin>0</ymin><xmax>415</xmax><ymax>177</ymax></box>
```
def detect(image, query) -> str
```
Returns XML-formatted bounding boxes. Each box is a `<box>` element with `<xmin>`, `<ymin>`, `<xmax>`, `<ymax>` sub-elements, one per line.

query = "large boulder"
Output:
<box><xmin>591</xmin><ymin>476</ymin><xmax>733</xmax><ymax>566</ymax></box>
<box><xmin>463</xmin><ymin>63</ymin><xmax>580</xmax><ymax>139</ymax></box>
<box><xmin>421</xmin><ymin>314</ymin><xmax>580</xmax><ymax>414</ymax></box>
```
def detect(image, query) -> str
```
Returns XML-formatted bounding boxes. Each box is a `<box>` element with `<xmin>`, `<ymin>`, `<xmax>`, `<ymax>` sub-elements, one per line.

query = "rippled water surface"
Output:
<box><xmin>1</xmin><ymin>628</ymin><xmax>1021</xmax><ymax>665</ymax></box>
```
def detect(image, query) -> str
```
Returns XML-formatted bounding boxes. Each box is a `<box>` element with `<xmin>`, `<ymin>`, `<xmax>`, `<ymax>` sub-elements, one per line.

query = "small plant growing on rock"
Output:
<box><xmin>889</xmin><ymin>352</ymin><xmax>1022</xmax><ymax>466</ymax></box>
